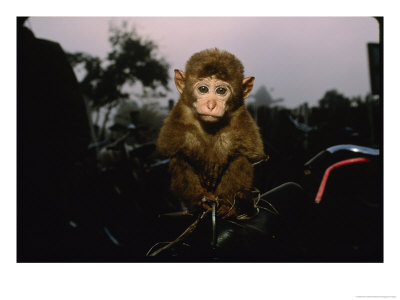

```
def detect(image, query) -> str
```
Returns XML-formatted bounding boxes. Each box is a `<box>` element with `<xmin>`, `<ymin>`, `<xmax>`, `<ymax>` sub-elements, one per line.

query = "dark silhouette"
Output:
<box><xmin>250</xmin><ymin>85</ymin><xmax>283</xmax><ymax>107</ymax></box>
<box><xmin>17</xmin><ymin>17</ymin><xmax>91</xmax><ymax>261</ymax></box>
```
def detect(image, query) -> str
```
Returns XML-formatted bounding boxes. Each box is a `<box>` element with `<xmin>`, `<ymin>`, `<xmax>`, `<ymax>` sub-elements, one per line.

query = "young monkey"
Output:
<box><xmin>157</xmin><ymin>48</ymin><xmax>266</xmax><ymax>218</ymax></box>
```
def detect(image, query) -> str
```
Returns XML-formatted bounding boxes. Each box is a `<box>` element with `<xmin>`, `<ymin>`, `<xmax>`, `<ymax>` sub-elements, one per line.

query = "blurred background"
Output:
<box><xmin>17</xmin><ymin>16</ymin><xmax>382</xmax><ymax>262</ymax></box>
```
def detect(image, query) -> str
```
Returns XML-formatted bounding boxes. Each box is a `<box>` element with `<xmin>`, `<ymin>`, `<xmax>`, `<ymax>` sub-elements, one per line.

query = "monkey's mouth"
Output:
<box><xmin>198</xmin><ymin>114</ymin><xmax>221</xmax><ymax>122</ymax></box>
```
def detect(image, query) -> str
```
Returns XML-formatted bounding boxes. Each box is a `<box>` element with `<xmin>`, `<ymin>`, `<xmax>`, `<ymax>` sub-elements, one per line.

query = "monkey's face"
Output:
<box><xmin>192</xmin><ymin>76</ymin><xmax>232</xmax><ymax>122</ymax></box>
<box><xmin>175</xmin><ymin>68</ymin><xmax>255</xmax><ymax>124</ymax></box>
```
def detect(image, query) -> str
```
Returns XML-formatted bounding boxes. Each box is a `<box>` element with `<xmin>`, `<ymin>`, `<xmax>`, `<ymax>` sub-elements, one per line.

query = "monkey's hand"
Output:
<box><xmin>233</xmin><ymin>188</ymin><xmax>260</xmax><ymax>219</ymax></box>
<box><xmin>197</xmin><ymin>189</ymin><xmax>219</xmax><ymax>211</ymax></box>
<box><xmin>197</xmin><ymin>191</ymin><xmax>237</xmax><ymax>218</ymax></box>
<box><xmin>216</xmin><ymin>198</ymin><xmax>237</xmax><ymax>218</ymax></box>
<box><xmin>217</xmin><ymin>188</ymin><xmax>260</xmax><ymax>219</ymax></box>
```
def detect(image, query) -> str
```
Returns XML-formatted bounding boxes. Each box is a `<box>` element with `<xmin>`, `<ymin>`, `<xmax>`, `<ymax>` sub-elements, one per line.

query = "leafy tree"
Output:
<box><xmin>67</xmin><ymin>22</ymin><xmax>170</xmax><ymax>140</ymax></box>
<box><xmin>310</xmin><ymin>90</ymin><xmax>351</xmax><ymax>128</ymax></box>
<box><xmin>318</xmin><ymin>89</ymin><xmax>351</xmax><ymax>112</ymax></box>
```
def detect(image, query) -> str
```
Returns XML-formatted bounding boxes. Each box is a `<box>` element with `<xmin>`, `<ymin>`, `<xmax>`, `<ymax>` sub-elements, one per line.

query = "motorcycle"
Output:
<box><xmin>145</xmin><ymin>144</ymin><xmax>382</xmax><ymax>262</ymax></box>
<box><xmin>62</xmin><ymin>138</ymin><xmax>381</xmax><ymax>262</ymax></box>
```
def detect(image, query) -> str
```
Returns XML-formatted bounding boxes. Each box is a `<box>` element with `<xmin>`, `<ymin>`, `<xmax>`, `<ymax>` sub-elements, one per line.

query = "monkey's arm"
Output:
<box><xmin>232</xmin><ymin>109</ymin><xmax>266</xmax><ymax>162</ymax></box>
<box><xmin>213</xmin><ymin>155</ymin><xmax>255</xmax><ymax>217</ymax></box>
<box><xmin>169</xmin><ymin>156</ymin><xmax>207</xmax><ymax>213</ymax></box>
<box><xmin>157</xmin><ymin>105</ymin><xmax>205</xmax><ymax>160</ymax></box>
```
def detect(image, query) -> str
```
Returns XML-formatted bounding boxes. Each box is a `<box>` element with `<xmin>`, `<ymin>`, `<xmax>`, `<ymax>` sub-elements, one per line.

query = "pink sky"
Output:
<box><xmin>28</xmin><ymin>17</ymin><xmax>379</xmax><ymax>108</ymax></box>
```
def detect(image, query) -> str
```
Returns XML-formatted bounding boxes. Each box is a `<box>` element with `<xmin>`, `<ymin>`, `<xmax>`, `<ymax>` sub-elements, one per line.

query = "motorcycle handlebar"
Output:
<box><xmin>304</xmin><ymin>144</ymin><xmax>380</xmax><ymax>172</ymax></box>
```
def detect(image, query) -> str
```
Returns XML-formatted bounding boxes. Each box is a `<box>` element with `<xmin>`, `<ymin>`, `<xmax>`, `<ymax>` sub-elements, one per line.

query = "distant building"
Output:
<box><xmin>250</xmin><ymin>85</ymin><xmax>284</xmax><ymax>107</ymax></box>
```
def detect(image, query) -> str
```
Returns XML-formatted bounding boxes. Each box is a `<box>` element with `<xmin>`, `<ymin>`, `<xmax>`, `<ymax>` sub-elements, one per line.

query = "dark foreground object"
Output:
<box><xmin>147</xmin><ymin>182</ymin><xmax>309</xmax><ymax>262</ymax></box>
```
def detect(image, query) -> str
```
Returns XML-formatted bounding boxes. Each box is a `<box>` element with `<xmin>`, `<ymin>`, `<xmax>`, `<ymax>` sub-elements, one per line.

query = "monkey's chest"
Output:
<box><xmin>204</xmin><ymin>132</ymin><xmax>232</xmax><ymax>154</ymax></box>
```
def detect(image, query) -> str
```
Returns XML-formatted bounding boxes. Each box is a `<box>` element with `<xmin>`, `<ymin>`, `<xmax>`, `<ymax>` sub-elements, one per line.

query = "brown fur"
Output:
<box><xmin>157</xmin><ymin>48</ymin><xmax>265</xmax><ymax>216</ymax></box>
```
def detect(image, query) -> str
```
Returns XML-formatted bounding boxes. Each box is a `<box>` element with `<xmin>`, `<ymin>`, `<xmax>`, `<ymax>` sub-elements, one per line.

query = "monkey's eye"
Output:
<box><xmin>216</xmin><ymin>87</ymin><xmax>227</xmax><ymax>95</ymax></box>
<box><xmin>198</xmin><ymin>86</ymin><xmax>209</xmax><ymax>94</ymax></box>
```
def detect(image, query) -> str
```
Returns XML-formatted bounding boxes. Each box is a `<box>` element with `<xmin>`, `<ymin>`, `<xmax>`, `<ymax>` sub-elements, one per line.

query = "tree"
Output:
<box><xmin>318</xmin><ymin>89</ymin><xmax>351</xmax><ymax>112</ymax></box>
<box><xmin>67</xmin><ymin>22</ymin><xmax>170</xmax><ymax>140</ymax></box>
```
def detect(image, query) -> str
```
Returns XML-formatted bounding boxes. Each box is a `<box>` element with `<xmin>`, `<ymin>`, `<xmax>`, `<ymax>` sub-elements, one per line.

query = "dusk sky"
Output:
<box><xmin>27</xmin><ymin>17</ymin><xmax>379</xmax><ymax>108</ymax></box>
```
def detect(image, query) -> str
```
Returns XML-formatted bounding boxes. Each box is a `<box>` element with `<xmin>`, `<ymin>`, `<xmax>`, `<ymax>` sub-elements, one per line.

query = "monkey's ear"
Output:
<box><xmin>174</xmin><ymin>69</ymin><xmax>186</xmax><ymax>94</ymax></box>
<box><xmin>242</xmin><ymin>76</ymin><xmax>255</xmax><ymax>99</ymax></box>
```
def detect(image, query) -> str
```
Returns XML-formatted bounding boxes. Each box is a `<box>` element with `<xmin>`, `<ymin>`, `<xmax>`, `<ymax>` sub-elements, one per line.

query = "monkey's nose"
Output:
<box><xmin>207</xmin><ymin>100</ymin><xmax>217</xmax><ymax>111</ymax></box>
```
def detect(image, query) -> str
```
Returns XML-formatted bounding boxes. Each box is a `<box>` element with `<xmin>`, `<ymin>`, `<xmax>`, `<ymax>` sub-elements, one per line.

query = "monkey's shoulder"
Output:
<box><xmin>230</xmin><ymin>107</ymin><xmax>260</xmax><ymax>134</ymax></box>
<box><xmin>228</xmin><ymin>108</ymin><xmax>265</xmax><ymax>158</ymax></box>
<box><xmin>160</xmin><ymin>103</ymin><xmax>196</xmax><ymax>131</ymax></box>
